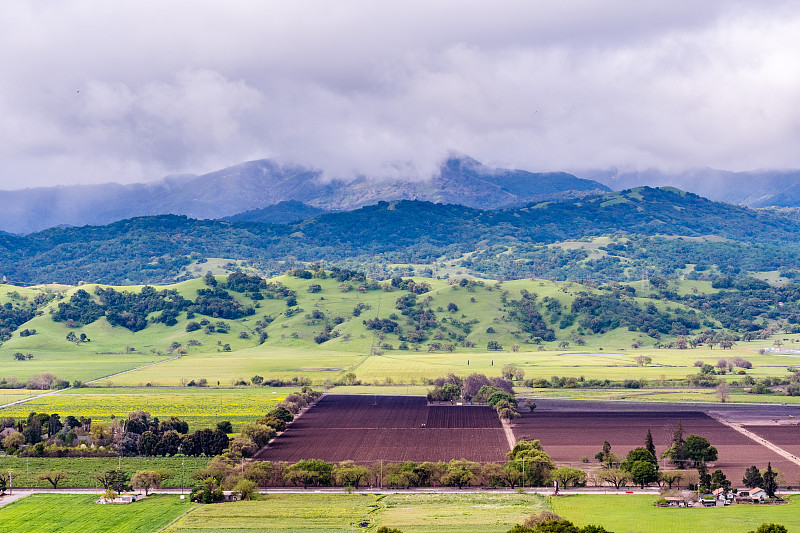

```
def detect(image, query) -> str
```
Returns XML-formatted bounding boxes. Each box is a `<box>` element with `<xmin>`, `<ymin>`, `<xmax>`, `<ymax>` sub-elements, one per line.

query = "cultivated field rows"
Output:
<box><xmin>257</xmin><ymin>394</ymin><xmax>800</xmax><ymax>485</ymax></box>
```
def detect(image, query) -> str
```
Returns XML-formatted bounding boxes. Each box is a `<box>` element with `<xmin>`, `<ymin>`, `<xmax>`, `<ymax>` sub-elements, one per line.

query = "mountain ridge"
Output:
<box><xmin>3</xmin><ymin>186</ymin><xmax>800</xmax><ymax>285</ymax></box>
<box><xmin>0</xmin><ymin>156</ymin><xmax>608</xmax><ymax>234</ymax></box>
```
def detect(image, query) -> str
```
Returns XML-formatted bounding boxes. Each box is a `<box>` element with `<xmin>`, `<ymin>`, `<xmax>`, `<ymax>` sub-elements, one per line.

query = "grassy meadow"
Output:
<box><xmin>551</xmin><ymin>494</ymin><xmax>800</xmax><ymax>533</ymax></box>
<box><xmin>2</xmin><ymin>492</ymin><xmax>793</xmax><ymax>533</ymax></box>
<box><xmin>81</xmin><ymin>345</ymin><xmax>800</xmax><ymax>388</ymax></box>
<box><xmin>0</xmin><ymin>494</ymin><xmax>191</xmax><ymax>533</ymax></box>
<box><xmin>0</xmin><ymin>456</ymin><xmax>210</xmax><ymax>488</ymax></box>
<box><xmin>3</xmin><ymin>275</ymin><xmax>799</xmax><ymax>388</ymax></box>
<box><xmin>162</xmin><ymin>492</ymin><xmax>547</xmax><ymax>533</ymax></box>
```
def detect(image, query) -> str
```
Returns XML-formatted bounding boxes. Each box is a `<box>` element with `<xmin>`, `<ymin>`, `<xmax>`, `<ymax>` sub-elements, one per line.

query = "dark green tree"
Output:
<box><xmin>629</xmin><ymin>461</ymin><xmax>659</xmax><ymax>489</ymax></box>
<box><xmin>697</xmin><ymin>462</ymin><xmax>711</xmax><ymax>492</ymax></box>
<box><xmin>644</xmin><ymin>429</ymin><xmax>656</xmax><ymax>459</ymax></box>
<box><xmin>138</xmin><ymin>430</ymin><xmax>158</xmax><ymax>456</ymax></box>
<box><xmin>743</xmin><ymin>465</ymin><xmax>764</xmax><ymax>489</ymax></box>
<box><xmin>748</xmin><ymin>524</ymin><xmax>788</xmax><ymax>533</ymax></box>
<box><xmin>684</xmin><ymin>434</ymin><xmax>718</xmax><ymax>467</ymax></box>
<box><xmin>710</xmin><ymin>469</ymin><xmax>731</xmax><ymax>491</ymax></box>
<box><xmin>762</xmin><ymin>463</ymin><xmax>778</xmax><ymax>498</ymax></box>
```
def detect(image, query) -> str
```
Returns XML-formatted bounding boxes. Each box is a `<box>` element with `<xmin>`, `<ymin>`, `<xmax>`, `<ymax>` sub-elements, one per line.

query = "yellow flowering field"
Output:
<box><xmin>0</xmin><ymin>386</ymin><xmax>286</xmax><ymax>431</ymax></box>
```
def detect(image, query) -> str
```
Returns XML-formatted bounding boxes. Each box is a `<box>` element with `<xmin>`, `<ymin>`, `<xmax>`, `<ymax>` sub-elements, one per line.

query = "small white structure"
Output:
<box><xmin>95</xmin><ymin>495</ymin><xmax>138</xmax><ymax>504</ymax></box>
<box><xmin>736</xmin><ymin>488</ymin><xmax>768</xmax><ymax>503</ymax></box>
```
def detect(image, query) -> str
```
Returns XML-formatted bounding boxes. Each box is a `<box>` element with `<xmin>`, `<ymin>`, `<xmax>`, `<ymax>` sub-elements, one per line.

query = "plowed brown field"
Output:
<box><xmin>512</xmin><ymin>410</ymin><xmax>800</xmax><ymax>482</ymax></box>
<box><xmin>254</xmin><ymin>394</ymin><xmax>509</xmax><ymax>463</ymax></box>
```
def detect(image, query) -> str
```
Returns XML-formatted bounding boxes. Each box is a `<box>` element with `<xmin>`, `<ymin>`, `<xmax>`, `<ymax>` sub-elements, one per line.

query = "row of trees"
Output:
<box><xmin>188</xmin><ymin>439</ymin><xmax>557</xmax><ymax>493</ymax></box>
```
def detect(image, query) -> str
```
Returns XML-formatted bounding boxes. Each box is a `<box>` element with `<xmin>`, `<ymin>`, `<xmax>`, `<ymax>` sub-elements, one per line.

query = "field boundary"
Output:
<box><xmin>155</xmin><ymin>501</ymin><xmax>197</xmax><ymax>533</ymax></box>
<box><xmin>707</xmin><ymin>411</ymin><xmax>800</xmax><ymax>467</ymax></box>
<box><xmin>501</xmin><ymin>418</ymin><xmax>516</xmax><ymax>449</ymax></box>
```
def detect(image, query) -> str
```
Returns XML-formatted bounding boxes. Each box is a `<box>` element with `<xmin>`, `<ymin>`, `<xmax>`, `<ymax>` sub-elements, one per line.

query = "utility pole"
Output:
<box><xmin>7</xmin><ymin>469</ymin><xmax>11</xmax><ymax>495</ymax></box>
<box><xmin>181</xmin><ymin>459</ymin><xmax>185</xmax><ymax>496</ymax></box>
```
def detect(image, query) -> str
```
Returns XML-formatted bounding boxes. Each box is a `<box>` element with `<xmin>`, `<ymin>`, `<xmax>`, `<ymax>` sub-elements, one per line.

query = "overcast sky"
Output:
<box><xmin>1</xmin><ymin>0</ymin><xmax>799</xmax><ymax>189</ymax></box>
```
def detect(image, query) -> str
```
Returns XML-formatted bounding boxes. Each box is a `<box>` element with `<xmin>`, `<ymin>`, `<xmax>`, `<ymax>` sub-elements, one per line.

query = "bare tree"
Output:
<box><xmin>716</xmin><ymin>382</ymin><xmax>731</xmax><ymax>403</ymax></box>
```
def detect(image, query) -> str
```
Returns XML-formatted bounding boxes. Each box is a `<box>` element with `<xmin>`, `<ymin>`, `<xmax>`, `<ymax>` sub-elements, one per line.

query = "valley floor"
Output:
<box><xmin>1</xmin><ymin>492</ymin><xmax>797</xmax><ymax>533</ymax></box>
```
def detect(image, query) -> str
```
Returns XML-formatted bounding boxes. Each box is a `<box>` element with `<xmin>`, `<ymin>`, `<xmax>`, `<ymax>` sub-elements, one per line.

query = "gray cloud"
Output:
<box><xmin>1</xmin><ymin>0</ymin><xmax>799</xmax><ymax>188</ymax></box>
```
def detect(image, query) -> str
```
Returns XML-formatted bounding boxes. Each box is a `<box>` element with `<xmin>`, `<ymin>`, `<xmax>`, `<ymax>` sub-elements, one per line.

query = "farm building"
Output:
<box><xmin>736</xmin><ymin>488</ymin><xmax>768</xmax><ymax>502</ymax></box>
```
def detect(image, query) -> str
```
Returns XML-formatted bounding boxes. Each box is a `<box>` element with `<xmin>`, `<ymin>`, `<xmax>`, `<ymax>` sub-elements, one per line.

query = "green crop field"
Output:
<box><xmin>90</xmin><ymin>346</ymin><xmax>799</xmax><ymax>388</ymax></box>
<box><xmin>0</xmin><ymin>456</ymin><xmax>210</xmax><ymax>488</ymax></box>
<box><xmin>90</xmin><ymin>347</ymin><xmax>364</xmax><ymax>387</ymax></box>
<box><xmin>0</xmin><ymin>494</ymin><xmax>191</xmax><ymax>533</ymax></box>
<box><xmin>0</xmin><ymin>390</ymin><xmax>40</xmax><ymax>406</ymax></box>
<box><xmin>0</xmin><ymin>386</ymin><xmax>287</xmax><ymax>431</ymax></box>
<box><xmin>1</xmin><ymin>492</ymin><xmax>796</xmax><ymax>532</ymax></box>
<box><xmin>376</xmin><ymin>493</ymin><xmax>547</xmax><ymax>533</ymax></box>
<box><xmin>162</xmin><ymin>493</ymin><xmax>547</xmax><ymax>533</ymax></box>
<box><xmin>551</xmin><ymin>494</ymin><xmax>800</xmax><ymax>533</ymax></box>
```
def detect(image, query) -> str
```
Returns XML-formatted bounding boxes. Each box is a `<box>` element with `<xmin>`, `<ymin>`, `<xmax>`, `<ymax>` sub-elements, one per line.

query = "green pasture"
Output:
<box><xmin>1</xmin><ymin>492</ymin><xmax>796</xmax><ymax>532</ymax></box>
<box><xmin>92</xmin><ymin>347</ymin><xmax>363</xmax><ymax>386</ymax></box>
<box><xmin>0</xmin><ymin>351</ymin><xmax>161</xmax><ymax>384</ymax></box>
<box><xmin>0</xmin><ymin>386</ymin><xmax>287</xmax><ymax>431</ymax></box>
<box><xmin>0</xmin><ymin>390</ymin><xmax>40</xmax><ymax>406</ymax></box>
<box><xmin>85</xmin><ymin>345</ymin><xmax>798</xmax><ymax>388</ymax></box>
<box><xmin>377</xmin><ymin>493</ymin><xmax>547</xmax><ymax>533</ymax></box>
<box><xmin>0</xmin><ymin>456</ymin><xmax>210</xmax><ymax>488</ymax></box>
<box><xmin>551</xmin><ymin>494</ymin><xmax>800</xmax><ymax>533</ymax></box>
<box><xmin>2</xmin><ymin>276</ymin><xmax>799</xmax><ymax>391</ymax></box>
<box><xmin>163</xmin><ymin>492</ymin><xmax>547</xmax><ymax>533</ymax></box>
<box><xmin>0</xmin><ymin>494</ymin><xmax>191</xmax><ymax>533</ymax></box>
<box><xmin>163</xmin><ymin>493</ymin><xmax>380</xmax><ymax>532</ymax></box>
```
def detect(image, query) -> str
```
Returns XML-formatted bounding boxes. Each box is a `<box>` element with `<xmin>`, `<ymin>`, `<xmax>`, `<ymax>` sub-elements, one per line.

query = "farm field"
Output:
<box><xmin>162</xmin><ymin>493</ymin><xmax>547</xmax><ymax>533</ymax></box>
<box><xmin>0</xmin><ymin>352</ymin><xmax>162</xmax><ymax>384</ymax></box>
<box><xmin>0</xmin><ymin>386</ymin><xmax>288</xmax><ymax>431</ymax></box>
<box><xmin>744</xmin><ymin>425</ymin><xmax>800</xmax><ymax>458</ymax></box>
<box><xmin>254</xmin><ymin>394</ymin><xmax>510</xmax><ymax>464</ymax></box>
<box><xmin>511</xmin><ymin>409</ymin><xmax>800</xmax><ymax>483</ymax></box>
<box><xmin>0</xmin><ymin>390</ymin><xmax>39</xmax><ymax>406</ymax></box>
<box><xmin>5</xmin><ymin>492</ymin><xmax>793</xmax><ymax>533</ymax></box>
<box><xmin>89</xmin><ymin>347</ymin><xmax>363</xmax><ymax>387</ymax></box>
<box><xmin>82</xmin><ymin>346</ymin><xmax>800</xmax><ymax>388</ymax></box>
<box><xmin>0</xmin><ymin>456</ymin><xmax>210</xmax><ymax>488</ymax></box>
<box><xmin>518</xmin><ymin>387</ymin><xmax>800</xmax><ymax>405</ymax></box>
<box><xmin>551</xmin><ymin>494</ymin><xmax>800</xmax><ymax>533</ymax></box>
<box><xmin>0</xmin><ymin>494</ymin><xmax>191</xmax><ymax>533</ymax></box>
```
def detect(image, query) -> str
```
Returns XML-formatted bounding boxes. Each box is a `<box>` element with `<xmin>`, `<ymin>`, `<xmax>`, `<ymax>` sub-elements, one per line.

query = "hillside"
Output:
<box><xmin>586</xmin><ymin>167</ymin><xmax>800</xmax><ymax>207</ymax></box>
<box><xmin>2</xmin><ymin>269</ymin><xmax>800</xmax><ymax>386</ymax></box>
<box><xmin>0</xmin><ymin>155</ymin><xmax>607</xmax><ymax>234</ymax></box>
<box><xmin>0</xmin><ymin>272</ymin><xmax>721</xmax><ymax>385</ymax></box>
<box><xmin>221</xmin><ymin>200</ymin><xmax>328</xmax><ymax>224</ymax></box>
<box><xmin>2</xmin><ymin>187</ymin><xmax>800</xmax><ymax>285</ymax></box>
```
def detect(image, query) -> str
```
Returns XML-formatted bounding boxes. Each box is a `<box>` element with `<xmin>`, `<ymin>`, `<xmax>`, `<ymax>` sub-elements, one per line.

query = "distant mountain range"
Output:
<box><xmin>583</xmin><ymin>168</ymin><xmax>800</xmax><ymax>207</ymax></box>
<box><xmin>0</xmin><ymin>155</ymin><xmax>608</xmax><ymax>234</ymax></box>
<box><xmin>4</xmin><ymin>186</ymin><xmax>800</xmax><ymax>285</ymax></box>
